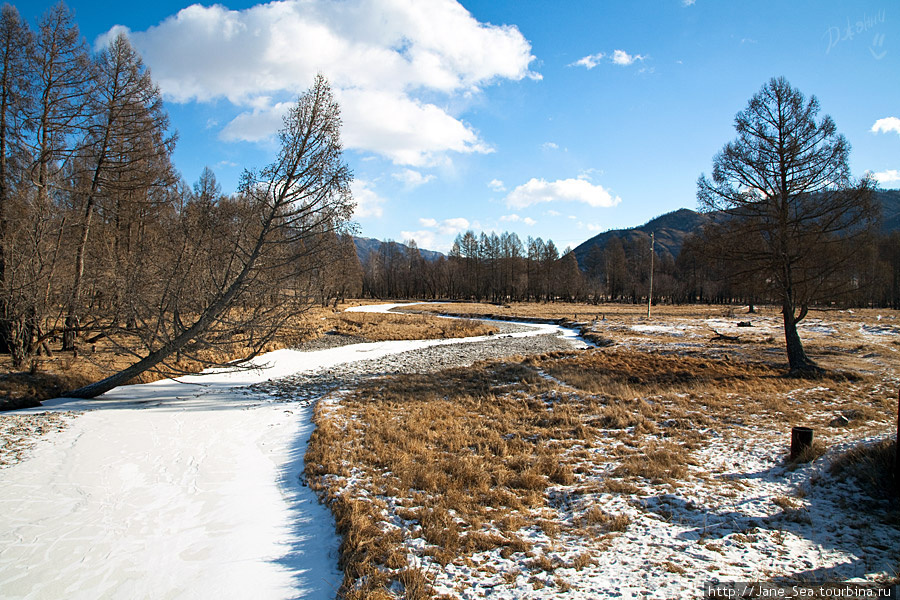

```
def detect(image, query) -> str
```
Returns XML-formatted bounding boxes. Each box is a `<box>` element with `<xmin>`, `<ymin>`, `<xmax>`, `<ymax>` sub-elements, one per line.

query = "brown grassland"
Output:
<box><xmin>0</xmin><ymin>303</ymin><xmax>495</xmax><ymax>409</ymax></box>
<box><xmin>306</xmin><ymin>303</ymin><xmax>900</xmax><ymax>598</ymax></box>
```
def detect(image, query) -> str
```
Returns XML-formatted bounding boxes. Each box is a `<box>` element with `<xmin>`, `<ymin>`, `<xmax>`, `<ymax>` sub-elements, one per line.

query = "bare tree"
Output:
<box><xmin>698</xmin><ymin>76</ymin><xmax>876</xmax><ymax>374</ymax></box>
<box><xmin>68</xmin><ymin>73</ymin><xmax>354</xmax><ymax>398</ymax></box>
<box><xmin>64</xmin><ymin>32</ymin><xmax>175</xmax><ymax>350</ymax></box>
<box><xmin>0</xmin><ymin>4</ymin><xmax>31</xmax><ymax>360</ymax></box>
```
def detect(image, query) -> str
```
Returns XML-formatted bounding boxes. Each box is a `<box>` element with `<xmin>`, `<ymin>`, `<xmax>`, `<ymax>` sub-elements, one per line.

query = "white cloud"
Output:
<box><xmin>611</xmin><ymin>49</ymin><xmax>645</xmax><ymax>66</ymax></box>
<box><xmin>220</xmin><ymin>101</ymin><xmax>291</xmax><ymax>142</ymax></box>
<box><xmin>500</xmin><ymin>214</ymin><xmax>536</xmax><ymax>226</ymax></box>
<box><xmin>682</xmin><ymin>0</ymin><xmax>696</xmax><ymax>6</ymax></box>
<box><xmin>393</xmin><ymin>168</ymin><xmax>436</xmax><ymax>188</ymax></box>
<box><xmin>570</xmin><ymin>52</ymin><xmax>605</xmax><ymax>69</ymax></box>
<box><xmin>542</xmin><ymin>142</ymin><xmax>559</xmax><ymax>150</ymax></box>
<box><xmin>570</xmin><ymin>50</ymin><xmax>645</xmax><ymax>69</ymax></box>
<box><xmin>340</xmin><ymin>88</ymin><xmax>493</xmax><ymax>166</ymax></box>
<box><xmin>873</xmin><ymin>169</ymin><xmax>900</xmax><ymax>184</ymax></box>
<box><xmin>350</xmin><ymin>179</ymin><xmax>387</xmax><ymax>218</ymax></box>
<box><xmin>440</xmin><ymin>217</ymin><xmax>471</xmax><ymax>234</ymax></box>
<box><xmin>488</xmin><ymin>179</ymin><xmax>506</xmax><ymax>192</ymax></box>
<box><xmin>506</xmin><ymin>178</ymin><xmax>622</xmax><ymax>209</ymax></box>
<box><xmin>403</xmin><ymin>216</ymin><xmax>472</xmax><ymax>251</ymax></box>
<box><xmin>109</xmin><ymin>0</ymin><xmax>538</xmax><ymax>165</ymax></box>
<box><xmin>400</xmin><ymin>229</ymin><xmax>438</xmax><ymax>250</ymax></box>
<box><xmin>415</xmin><ymin>216</ymin><xmax>470</xmax><ymax>234</ymax></box>
<box><xmin>872</xmin><ymin>117</ymin><xmax>900</xmax><ymax>135</ymax></box>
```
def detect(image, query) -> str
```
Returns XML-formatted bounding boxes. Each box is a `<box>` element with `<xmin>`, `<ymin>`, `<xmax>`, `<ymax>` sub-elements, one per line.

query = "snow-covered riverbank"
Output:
<box><xmin>0</xmin><ymin>303</ymin><xmax>584</xmax><ymax>599</ymax></box>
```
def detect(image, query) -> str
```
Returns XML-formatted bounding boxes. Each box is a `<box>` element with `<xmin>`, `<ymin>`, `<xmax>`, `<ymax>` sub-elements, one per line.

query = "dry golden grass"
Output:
<box><xmin>393</xmin><ymin>301</ymin><xmax>711</xmax><ymax>321</ymax></box>
<box><xmin>329</xmin><ymin>312</ymin><xmax>497</xmax><ymax>341</ymax></box>
<box><xmin>0</xmin><ymin>303</ymin><xmax>495</xmax><ymax>409</ymax></box>
<box><xmin>306</xmin><ymin>324</ymin><xmax>899</xmax><ymax>597</ymax></box>
<box><xmin>829</xmin><ymin>437</ymin><xmax>898</xmax><ymax>497</ymax></box>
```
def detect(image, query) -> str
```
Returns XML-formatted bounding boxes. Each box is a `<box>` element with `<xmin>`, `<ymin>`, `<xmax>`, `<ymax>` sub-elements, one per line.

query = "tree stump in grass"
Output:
<box><xmin>790</xmin><ymin>427</ymin><xmax>814</xmax><ymax>461</ymax></box>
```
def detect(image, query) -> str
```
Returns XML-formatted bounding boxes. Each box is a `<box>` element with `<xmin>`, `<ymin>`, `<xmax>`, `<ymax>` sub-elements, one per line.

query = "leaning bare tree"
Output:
<box><xmin>68</xmin><ymin>73</ymin><xmax>354</xmax><ymax>398</ymax></box>
<box><xmin>697</xmin><ymin>76</ymin><xmax>877</xmax><ymax>375</ymax></box>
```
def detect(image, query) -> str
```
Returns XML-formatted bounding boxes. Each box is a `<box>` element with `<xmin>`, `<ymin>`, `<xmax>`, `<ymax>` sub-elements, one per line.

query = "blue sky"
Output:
<box><xmin>19</xmin><ymin>0</ymin><xmax>900</xmax><ymax>251</ymax></box>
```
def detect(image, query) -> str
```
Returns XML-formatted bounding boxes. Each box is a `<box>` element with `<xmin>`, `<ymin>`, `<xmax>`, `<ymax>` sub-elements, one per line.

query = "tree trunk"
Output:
<box><xmin>67</xmin><ymin>193</ymin><xmax>277</xmax><ymax>399</ymax></box>
<box><xmin>67</xmin><ymin>264</ymin><xmax>249</xmax><ymax>398</ymax></box>
<box><xmin>63</xmin><ymin>196</ymin><xmax>94</xmax><ymax>351</ymax></box>
<box><xmin>782</xmin><ymin>301</ymin><xmax>820</xmax><ymax>375</ymax></box>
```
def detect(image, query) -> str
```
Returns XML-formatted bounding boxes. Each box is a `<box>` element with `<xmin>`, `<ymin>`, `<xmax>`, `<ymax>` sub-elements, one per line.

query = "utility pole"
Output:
<box><xmin>647</xmin><ymin>231</ymin><xmax>655</xmax><ymax>318</ymax></box>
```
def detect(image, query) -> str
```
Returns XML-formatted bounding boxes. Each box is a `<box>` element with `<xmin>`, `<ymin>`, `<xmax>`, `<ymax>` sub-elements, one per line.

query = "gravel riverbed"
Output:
<box><xmin>250</xmin><ymin>320</ymin><xmax>583</xmax><ymax>403</ymax></box>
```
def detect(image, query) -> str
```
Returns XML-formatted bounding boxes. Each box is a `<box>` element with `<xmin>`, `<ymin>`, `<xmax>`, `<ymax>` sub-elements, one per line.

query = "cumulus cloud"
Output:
<box><xmin>350</xmin><ymin>179</ymin><xmax>387</xmax><ymax>218</ymax></box>
<box><xmin>542</xmin><ymin>142</ymin><xmax>559</xmax><ymax>150</ymax></box>
<box><xmin>488</xmin><ymin>179</ymin><xmax>507</xmax><ymax>192</ymax></box>
<box><xmin>393</xmin><ymin>168</ymin><xmax>436</xmax><ymax>188</ymax></box>
<box><xmin>505</xmin><ymin>178</ymin><xmax>621</xmax><ymax>209</ymax></box>
<box><xmin>873</xmin><ymin>169</ymin><xmax>900</xmax><ymax>184</ymax></box>
<box><xmin>611</xmin><ymin>50</ymin><xmax>645</xmax><ymax>66</ymax></box>
<box><xmin>872</xmin><ymin>117</ymin><xmax>900</xmax><ymax>135</ymax></box>
<box><xmin>107</xmin><ymin>0</ymin><xmax>538</xmax><ymax>165</ymax></box>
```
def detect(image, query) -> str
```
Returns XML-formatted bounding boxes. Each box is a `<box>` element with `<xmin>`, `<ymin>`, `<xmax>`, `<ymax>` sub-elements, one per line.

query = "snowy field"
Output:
<box><xmin>0</xmin><ymin>303</ymin><xmax>579</xmax><ymax>600</ymax></box>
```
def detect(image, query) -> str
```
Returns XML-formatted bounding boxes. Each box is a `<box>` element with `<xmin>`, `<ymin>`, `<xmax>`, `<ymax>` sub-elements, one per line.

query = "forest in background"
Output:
<box><xmin>357</xmin><ymin>212</ymin><xmax>900</xmax><ymax>309</ymax></box>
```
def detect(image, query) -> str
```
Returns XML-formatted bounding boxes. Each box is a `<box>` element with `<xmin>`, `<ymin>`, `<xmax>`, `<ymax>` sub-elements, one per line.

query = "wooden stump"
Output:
<box><xmin>790</xmin><ymin>426</ymin><xmax>814</xmax><ymax>461</ymax></box>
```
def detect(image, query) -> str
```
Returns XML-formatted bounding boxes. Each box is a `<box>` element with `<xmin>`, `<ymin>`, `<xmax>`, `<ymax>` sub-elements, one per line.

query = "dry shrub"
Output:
<box><xmin>578</xmin><ymin>506</ymin><xmax>631</xmax><ymax>532</ymax></box>
<box><xmin>330</xmin><ymin>312</ymin><xmax>497</xmax><ymax>341</ymax></box>
<box><xmin>399</xmin><ymin>568</ymin><xmax>433</xmax><ymax>600</ymax></box>
<box><xmin>603</xmin><ymin>478</ymin><xmax>642</xmax><ymax>495</ymax></box>
<box><xmin>829</xmin><ymin>436</ymin><xmax>898</xmax><ymax>497</ymax></box>
<box><xmin>571</xmin><ymin>552</ymin><xmax>594</xmax><ymax>570</ymax></box>
<box><xmin>527</xmin><ymin>554</ymin><xmax>559</xmax><ymax>573</ymax></box>
<box><xmin>613</xmin><ymin>441</ymin><xmax>693</xmax><ymax>483</ymax></box>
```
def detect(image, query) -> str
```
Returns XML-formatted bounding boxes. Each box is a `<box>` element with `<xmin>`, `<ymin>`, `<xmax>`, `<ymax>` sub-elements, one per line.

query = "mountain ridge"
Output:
<box><xmin>572</xmin><ymin>189</ymin><xmax>900</xmax><ymax>267</ymax></box>
<box><xmin>354</xmin><ymin>189</ymin><xmax>900</xmax><ymax>267</ymax></box>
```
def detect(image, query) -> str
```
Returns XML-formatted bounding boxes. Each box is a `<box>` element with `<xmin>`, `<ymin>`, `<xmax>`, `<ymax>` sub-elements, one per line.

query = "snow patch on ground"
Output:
<box><xmin>0</xmin><ymin>302</ymin><xmax>583</xmax><ymax>600</ymax></box>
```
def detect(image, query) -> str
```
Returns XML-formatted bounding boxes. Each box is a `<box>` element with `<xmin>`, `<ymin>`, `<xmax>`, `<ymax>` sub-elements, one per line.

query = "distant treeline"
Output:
<box><xmin>359</xmin><ymin>228</ymin><xmax>900</xmax><ymax>309</ymax></box>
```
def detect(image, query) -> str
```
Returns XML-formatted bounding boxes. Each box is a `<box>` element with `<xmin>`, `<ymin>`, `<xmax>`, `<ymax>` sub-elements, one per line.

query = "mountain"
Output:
<box><xmin>876</xmin><ymin>189</ymin><xmax>900</xmax><ymax>232</ymax></box>
<box><xmin>572</xmin><ymin>208</ymin><xmax>710</xmax><ymax>267</ymax></box>
<box><xmin>573</xmin><ymin>189</ymin><xmax>900</xmax><ymax>268</ymax></box>
<box><xmin>353</xmin><ymin>236</ymin><xmax>444</xmax><ymax>263</ymax></box>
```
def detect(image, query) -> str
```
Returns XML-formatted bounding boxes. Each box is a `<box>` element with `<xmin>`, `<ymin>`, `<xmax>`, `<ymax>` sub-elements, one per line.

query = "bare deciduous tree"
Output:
<box><xmin>64</xmin><ymin>32</ymin><xmax>176</xmax><ymax>350</ymax></box>
<box><xmin>0</xmin><ymin>4</ymin><xmax>31</xmax><ymax>360</ymax></box>
<box><xmin>698</xmin><ymin>76</ymin><xmax>877</xmax><ymax>374</ymax></box>
<box><xmin>68</xmin><ymin>73</ymin><xmax>354</xmax><ymax>398</ymax></box>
